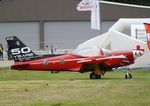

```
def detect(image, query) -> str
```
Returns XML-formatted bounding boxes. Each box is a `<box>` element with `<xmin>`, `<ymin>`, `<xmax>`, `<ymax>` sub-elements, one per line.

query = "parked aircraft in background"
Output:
<box><xmin>6</xmin><ymin>36</ymin><xmax>144</xmax><ymax>79</ymax></box>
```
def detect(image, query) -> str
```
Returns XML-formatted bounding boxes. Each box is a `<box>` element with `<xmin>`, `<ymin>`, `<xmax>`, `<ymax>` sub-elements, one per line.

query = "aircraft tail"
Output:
<box><xmin>6</xmin><ymin>36</ymin><xmax>37</xmax><ymax>62</ymax></box>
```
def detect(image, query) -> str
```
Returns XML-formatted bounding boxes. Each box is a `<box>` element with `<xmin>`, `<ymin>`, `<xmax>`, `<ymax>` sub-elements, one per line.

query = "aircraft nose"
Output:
<box><xmin>133</xmin><ymin>50</ymin><xmax>144</xmax><ymax>59</ymax></box>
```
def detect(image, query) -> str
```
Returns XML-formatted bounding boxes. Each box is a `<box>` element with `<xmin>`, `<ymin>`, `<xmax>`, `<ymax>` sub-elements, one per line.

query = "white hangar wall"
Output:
<box><xmin>0</xmin><ymin>21</ymin><xmax>115</xmax><ymax>50</ymax></box>
<box><xmin>101</xmin><ymin>21</ymin><xmax>116</xmax><ymax>33</ymax></box>
<box><xmin>0</xmin><ymin>22</ymin><xmax>40</xmax><ymax>50</ymax></box>
<box><xmin>44</xmin><ymin>21</ymin><xmax>100</xmax><ymax>50</ymax></box>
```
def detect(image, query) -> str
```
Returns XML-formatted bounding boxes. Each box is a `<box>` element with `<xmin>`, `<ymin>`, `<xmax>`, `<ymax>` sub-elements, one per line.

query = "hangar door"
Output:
<box><xmin>0</xmin><ymin>22</ymin><xmax>40</xmax><ymax>51</ymax></box>
<box><xmin>44</xmin><ymin>21</ymin><xmax>100</xmax><ymax>50</ymax></box>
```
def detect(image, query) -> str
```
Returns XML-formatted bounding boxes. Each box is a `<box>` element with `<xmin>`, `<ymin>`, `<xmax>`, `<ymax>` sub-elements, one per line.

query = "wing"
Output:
<box><xmin>75</xmin><ymin>55</ymin><xmax>127</xmax><ymax>73</ymax></box>
<box><xmin>77</xmin><ymin>55</ymin><xmax>126</xmax><ymax>64</ymax></box>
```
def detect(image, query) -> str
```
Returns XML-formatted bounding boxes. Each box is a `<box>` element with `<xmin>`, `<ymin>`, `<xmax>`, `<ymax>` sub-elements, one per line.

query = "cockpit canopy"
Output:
<box><xmin>101</xmin><ymin>48</ymin><xmax>112</xmax><ymax>56</ymax></box>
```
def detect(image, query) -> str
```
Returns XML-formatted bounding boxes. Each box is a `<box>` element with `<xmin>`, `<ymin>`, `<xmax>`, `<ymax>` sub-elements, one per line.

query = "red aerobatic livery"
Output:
<box><xmin>144</xmin><ymin>23</ymin><xmax>150</xmax><ymax>50</ymax></box>
<box><xmin>6</xmin><ymin>36</ymin><xmax>144</xmax><ymax>79</ymax></box>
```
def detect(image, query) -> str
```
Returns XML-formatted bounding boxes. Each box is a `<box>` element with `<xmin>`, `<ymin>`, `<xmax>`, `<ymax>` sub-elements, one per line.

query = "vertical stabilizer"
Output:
<box><xmin>6</xmin><ymin>36</ymin><xmax>37</xmax><ymax>62</ymax></box>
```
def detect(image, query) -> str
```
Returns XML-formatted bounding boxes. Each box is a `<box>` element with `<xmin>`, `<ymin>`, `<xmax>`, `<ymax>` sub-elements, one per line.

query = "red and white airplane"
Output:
<box><xmin>6</xmin><ymin>36</ymin><xmax>144</xmax><ymax>79</ymax></box>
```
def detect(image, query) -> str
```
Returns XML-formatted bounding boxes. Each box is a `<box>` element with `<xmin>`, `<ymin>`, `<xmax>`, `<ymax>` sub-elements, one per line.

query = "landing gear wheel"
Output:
<box><xmin>125</xmin><ymin>73</ymin><xmax>132</xmax><ymax>79</ymax></box>
<box><xmin>90</xmin><ymin>72</ymin><xmax>97</xmax><ymax>79</ymax></box>
<box><xmin>90</xmin><ymin>72</ymin><xmax>101</xmax><ymax>79</ymax></box>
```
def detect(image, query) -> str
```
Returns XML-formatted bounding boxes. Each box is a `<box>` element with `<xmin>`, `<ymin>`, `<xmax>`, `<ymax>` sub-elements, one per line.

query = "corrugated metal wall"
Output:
<box><xmin>0</xmin><ymin>0</ymin><xmax>90</xmax><ymax>21</ymax></box>
<box><xmin>0</xmin><ymin>22</ymin><xmax>40</xmax><ymax>50</ymax></box>
<box><xmin>0</xmin><ymin>0</ymin><xmax>150</xmax><ymax>22</ymax></box>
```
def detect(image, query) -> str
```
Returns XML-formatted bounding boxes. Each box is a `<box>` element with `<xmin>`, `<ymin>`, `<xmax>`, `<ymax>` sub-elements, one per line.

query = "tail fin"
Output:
<box><xmin>144</xmin><ymin>23</ymin><xmax>150</xmax><ymax>50</ymax></box>
<box><xmin>6</xmin><ymin>36</ymin><xmax>37</xmax><ymax>62</ymax></box>
<box><xmin>135</xmin><ymin>45</ymin><xmax>144</xmax><ymax>52</ymax></box>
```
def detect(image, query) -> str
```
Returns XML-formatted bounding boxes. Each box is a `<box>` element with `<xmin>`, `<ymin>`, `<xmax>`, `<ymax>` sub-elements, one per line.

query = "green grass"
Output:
<box><xmin>0</xmin><ymin>68</ymin><xmax>149</xmax><ymax>106</ymax></box>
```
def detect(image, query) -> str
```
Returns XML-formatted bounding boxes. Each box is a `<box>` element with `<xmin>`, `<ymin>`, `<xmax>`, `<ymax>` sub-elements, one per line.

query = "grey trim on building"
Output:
<box><xmin>0</xmin><ymin>0</ymin><xmax>150</xmax><ymax>22</ymax></box>
<box><xmin>101</xmin><ymin>1</ymin><xmax>150</xmax><ymax>21</ymax></box>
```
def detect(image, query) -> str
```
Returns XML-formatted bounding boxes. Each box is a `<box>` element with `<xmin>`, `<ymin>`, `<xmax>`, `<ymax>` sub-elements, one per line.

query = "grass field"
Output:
<box><xmin>0</xmin><ymin>68</ymin><xmax>149</xmax><ymax>106</ymax></box>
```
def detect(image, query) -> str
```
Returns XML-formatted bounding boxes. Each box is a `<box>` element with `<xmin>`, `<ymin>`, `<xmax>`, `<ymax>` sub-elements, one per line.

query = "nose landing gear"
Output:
<box><xmin>125</xmin><ymin>68</ymin><xmax>132</xmax><ymax>79</ymax></box>
<box><xmin>125</xmin><ymin>73</ymin><xmax>132</xmax><ymax>79</ymax></box>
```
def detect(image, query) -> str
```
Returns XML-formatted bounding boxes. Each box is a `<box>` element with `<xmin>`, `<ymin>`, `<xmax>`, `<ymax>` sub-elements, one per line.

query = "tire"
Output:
<box><xmin>90</xmin><ymin>72</ymin><xmax>101</xmax><ymax>79</ymax></box>
<box><xmin>90</xmin><ymin>72</ymin><xmax>97</xmax><ymax>79</ymax></box>
<box><xmin>125</xmin><ymin>73</ymin><xmax>132</xmax><ymax>79</ymax></box>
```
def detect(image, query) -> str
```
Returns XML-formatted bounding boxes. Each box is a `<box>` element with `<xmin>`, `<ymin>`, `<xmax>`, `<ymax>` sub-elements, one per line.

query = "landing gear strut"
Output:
<box><xmin>125</xmin><ymin>68</ymin><xmax>132</xmax><ymax>79</ymax></box>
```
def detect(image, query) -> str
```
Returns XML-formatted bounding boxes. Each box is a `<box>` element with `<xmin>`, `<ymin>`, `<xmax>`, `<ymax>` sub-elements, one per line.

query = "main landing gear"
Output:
<box><xmin>89</xmin><ymin>64</ymin><xmax>105</xmax><ymax>79</ymax></box>
<box><xmin>90</xmin><ymin>72</ymin><xmax>101</xmax><ymax>79</ymax></box>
